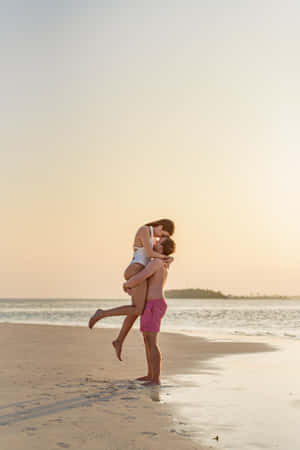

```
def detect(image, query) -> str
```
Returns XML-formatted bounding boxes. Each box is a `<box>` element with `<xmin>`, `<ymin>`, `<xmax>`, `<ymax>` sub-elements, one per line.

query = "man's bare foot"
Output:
<box><xmin>136</xmin><ymin>376</ymin><xmax>152</xmax><ymax>381</ymax></box>
<box><xmin>88</xmin><ymin>309</ymin><xmax>104</xmax><ymax>329</ymax></box>
<box><xmin>143</xmin><ymin>380</ymin><xmax>161</xmax><ymax>386</ymax></box>
<box><xmin>112</xmin><ymin>340</ymin><xmax>123</xmax><ymax>361</ymax></box>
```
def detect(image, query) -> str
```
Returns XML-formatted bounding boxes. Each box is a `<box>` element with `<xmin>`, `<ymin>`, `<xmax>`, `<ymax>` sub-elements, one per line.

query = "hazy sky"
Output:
<box><xmin>1</xmin><ymin>1</ymin><xmax>299</xmax><ymax>298</ymax></box>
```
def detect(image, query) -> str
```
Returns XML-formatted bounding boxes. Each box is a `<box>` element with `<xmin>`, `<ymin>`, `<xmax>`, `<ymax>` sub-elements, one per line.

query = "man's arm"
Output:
<box><xmin>124</xmin><ymin>259</ymin><xmax>162</xmax><ymax>289</ymax></box>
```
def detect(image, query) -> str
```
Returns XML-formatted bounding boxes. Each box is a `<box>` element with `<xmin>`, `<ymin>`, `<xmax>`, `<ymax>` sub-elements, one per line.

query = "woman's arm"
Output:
<box><xmin>138</xmin><ymin>227</ymin><xmax>168</xmax><ymax>259</ymax></box>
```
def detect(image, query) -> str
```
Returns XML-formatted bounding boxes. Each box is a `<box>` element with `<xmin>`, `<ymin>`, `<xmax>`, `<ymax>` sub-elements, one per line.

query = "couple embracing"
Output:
<box><xmin>89</xmin><ymin>219</ymin><xmax>176</xmax><ymax>385</ymax></box>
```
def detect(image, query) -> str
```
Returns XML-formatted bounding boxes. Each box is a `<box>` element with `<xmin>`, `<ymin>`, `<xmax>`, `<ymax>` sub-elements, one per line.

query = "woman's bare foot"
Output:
<box><xmin>112</xmin><ymin>340</ymin><xmax>123</xmax><ymax>361</ymax></box>
<box><xmin>88</xmin><ymin>309</ymin><xmax>104</xmax><ymax>329</ymax></box>
<box><xmin>136</xmin><ymin>376</ymin><xmax>152</xmax><ymax>381</ymax></box>
<box><xmin>143</xmin><ymin>380</ymin><xmax>161</xmax><ymax>386</ymax></box>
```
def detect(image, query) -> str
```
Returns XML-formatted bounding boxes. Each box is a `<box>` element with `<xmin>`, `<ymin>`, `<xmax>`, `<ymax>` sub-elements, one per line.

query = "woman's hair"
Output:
<box><xmin>161</xmin><ymin>237</ymin><xmax>176</xmax><ymax>256</ymax></box>
<box><xmin>145</xmin><ymin>219</ymin><xmax>175</xmax><ymax>236</ymax></box>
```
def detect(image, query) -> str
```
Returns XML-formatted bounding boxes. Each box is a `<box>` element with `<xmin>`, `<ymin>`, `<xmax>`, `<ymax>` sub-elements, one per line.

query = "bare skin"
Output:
<box><xmin>112</xmin><ymin>262</ymin><xmax>147</xmax><ymax>361</ymax></box>
<box><xmin>123</xmin><ymin>242</ymin><xmax>172</xmax><ymax>385</ymax></box>
<box><xmin>88</xmin><ymin>225</ymin><xmax>172</xmax><ymax>361</ymax></box>
<box><xmin>136</xmin><ymin>376</ymin><xmax>152</xmax><ymax>381</ymax></box>
<box><xmin>88</xmin><ymin>262</ymin><xmax>146</xmax><ymax>360</ymax></box>
<box><xmin>135</xmin><ymin>334</ymin><xmax>152</xmax><ymax>381</ymax></box>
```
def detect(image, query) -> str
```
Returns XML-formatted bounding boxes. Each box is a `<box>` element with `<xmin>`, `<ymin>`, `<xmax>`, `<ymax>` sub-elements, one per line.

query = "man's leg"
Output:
<box><xmin>136</xmin><ymin>334</ymin><xmax>153</xmax><ymax>381</ymax></box>
<box><xmin>142</xmin><ymin>332</ymin><xmax>161</xmax><ymax>385</ymax></box>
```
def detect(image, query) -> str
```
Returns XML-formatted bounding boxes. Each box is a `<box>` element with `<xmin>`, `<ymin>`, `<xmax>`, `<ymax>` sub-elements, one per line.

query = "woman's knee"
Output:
<box><xmin>134</xmin><ymin>305</ymin><xmax>144</xmax><ymax>315</ymax></box>
<box><xmin>124</xmin><ymin>263</ymin><xmax>144</xmax><ymax>280</ymax></box>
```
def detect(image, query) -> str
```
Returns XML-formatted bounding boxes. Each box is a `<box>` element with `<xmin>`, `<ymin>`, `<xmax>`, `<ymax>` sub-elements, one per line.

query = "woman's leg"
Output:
<box><xmin>88</xmin><ymin>263</ymin><xmax>148</xmax><ymax>360</ymax></box>
<box><xmin>88</xmin><ymin>263</ymin><xmax>146</xmax><ymax>330</ymax></box>
<box><xmin>88</xmin><ymin>295</ymin><xmax>144</xmax><ymax>328</ymax></box>
<box><xmin>112</xmin><ymin>279</ymin><xmax>147</xmax><ymax>360</ymax></box>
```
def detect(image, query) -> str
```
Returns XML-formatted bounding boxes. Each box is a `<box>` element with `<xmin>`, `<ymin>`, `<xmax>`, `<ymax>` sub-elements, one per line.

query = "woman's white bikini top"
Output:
<box><xmin>131</xmin><ymin>226</ymin><xmax>154</xmax><ymax>267</ymax></box>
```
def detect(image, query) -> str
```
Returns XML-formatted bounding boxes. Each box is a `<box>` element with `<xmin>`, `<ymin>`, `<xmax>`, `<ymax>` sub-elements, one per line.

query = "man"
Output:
<box><xmin>123</xmin><ymin>236</ymin><xmax>176</xmax><ymax>385</ymax></box>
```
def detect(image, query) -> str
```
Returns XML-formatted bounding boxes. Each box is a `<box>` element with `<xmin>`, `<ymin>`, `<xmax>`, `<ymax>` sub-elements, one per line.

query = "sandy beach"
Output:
<box><xmin>0</xmin><ymin>323</ymin><xmax>289</xmax><ymax>450</ymax></box>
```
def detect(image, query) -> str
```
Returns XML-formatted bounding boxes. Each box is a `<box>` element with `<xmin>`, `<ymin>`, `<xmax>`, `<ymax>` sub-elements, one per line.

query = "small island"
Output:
<box><xmin>164</xmin><ymin>289</ymin><xmax>289</xmax><ymax>299</ymax></box>
<box><xmin>165</xmin><ymin>289</ymin><xmax>227</xmax><ymax>299</ymax></box>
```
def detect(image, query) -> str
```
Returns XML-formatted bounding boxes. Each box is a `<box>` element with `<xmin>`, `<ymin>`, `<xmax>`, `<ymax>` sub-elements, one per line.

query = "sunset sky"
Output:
<box><xmin>1</xmin><ymin>1</ymin><xmax>299</xmax><ymax>298</ymax></box>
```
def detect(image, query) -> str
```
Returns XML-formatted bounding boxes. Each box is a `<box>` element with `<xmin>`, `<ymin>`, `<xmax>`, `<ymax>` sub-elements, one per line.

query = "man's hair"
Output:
<box><xmin>161</xmin><ymin>237</ymin><xmax>176</xmax><ymax>256</ymax></box>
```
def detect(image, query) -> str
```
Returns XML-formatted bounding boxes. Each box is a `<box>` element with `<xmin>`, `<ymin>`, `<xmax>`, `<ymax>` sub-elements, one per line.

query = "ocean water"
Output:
<box><xmin>1</xmin><ymin>298</ymin><xmax>300</xmax><ymax>339</ymax></box>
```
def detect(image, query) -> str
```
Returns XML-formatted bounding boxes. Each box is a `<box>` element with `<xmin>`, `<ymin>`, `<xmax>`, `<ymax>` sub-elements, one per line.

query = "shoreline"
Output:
<box><xmin>167</xmin><ymin>334</ymin><xmax>300</xmax><ymax>450</ymax></box>
<box><xmin>0</xmin><ymin>323</ymin><xmax>275</xmax><ymax>450</ymax></box>
<box><xmin>2</xmin><ymin>319</ymin><xmax>300</xmax><ymax>342</ymax></box>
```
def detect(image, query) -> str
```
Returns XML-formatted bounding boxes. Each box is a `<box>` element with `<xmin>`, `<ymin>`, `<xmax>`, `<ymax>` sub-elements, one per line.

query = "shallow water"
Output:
<box><xmin>163</xmin><ymin>333</ymin><xmax>300</xmax><ymax>450</ymax></box>
<box><xmin>1</xmin><ymin>298</ymin><xmax>300</xmax><ymax>339</ymax></box>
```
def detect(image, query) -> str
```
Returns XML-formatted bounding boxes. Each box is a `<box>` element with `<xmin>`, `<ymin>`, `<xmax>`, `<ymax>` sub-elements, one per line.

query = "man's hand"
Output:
<box><xmin>163</xmin><ymin>256</ymin><xmax>174</xmax><ymax>268</ymax></box>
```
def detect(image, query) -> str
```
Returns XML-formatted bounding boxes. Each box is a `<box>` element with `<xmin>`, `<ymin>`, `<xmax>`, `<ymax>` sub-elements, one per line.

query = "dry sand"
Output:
<box><xmin>0</xmin><ymin>324</ymin><xmax>272</xmax><ymax>450</ymax></box>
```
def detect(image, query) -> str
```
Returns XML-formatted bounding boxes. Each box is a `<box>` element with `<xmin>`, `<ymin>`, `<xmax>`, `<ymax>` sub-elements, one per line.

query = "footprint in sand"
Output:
<box><xmin>56</xmin><ymin>443</ymin><xmax>70</xmax><ymax>448</ymax></box>
<box><xmin>141</xmin><ymin>431</ymin><xmax>158</xmax><ymax>437</ymax></box>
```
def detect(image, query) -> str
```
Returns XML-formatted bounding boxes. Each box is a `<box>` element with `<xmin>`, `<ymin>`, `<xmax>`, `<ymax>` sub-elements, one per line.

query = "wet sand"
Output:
<box><xmin>0</xmin><ymin>324</ymin><xmax>274</xmax><ymax>450</ymax></box>
<box><xmin>166</xmin><ymin>332</ymin><xmax>300</xmax><ymax>450</ymax></box>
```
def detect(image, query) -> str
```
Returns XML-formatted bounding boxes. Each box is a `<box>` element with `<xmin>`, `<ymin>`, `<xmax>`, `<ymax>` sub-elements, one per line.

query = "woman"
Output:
<box><xmin>88</xmin><ymin>219</ymin><xmax>175</xmax><ymax>360</ymax></box>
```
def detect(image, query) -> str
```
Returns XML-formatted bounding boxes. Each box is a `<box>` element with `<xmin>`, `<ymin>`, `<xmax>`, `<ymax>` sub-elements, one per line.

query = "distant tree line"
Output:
<box><xmin>165</xmin><ymin>289</ymin><xmax>227</xmax><ymax>299</ymax></box>
<box><xmin>164</xmin><ymin>289</ymin><xmax>289</xmax><ymax>299</ymax></box>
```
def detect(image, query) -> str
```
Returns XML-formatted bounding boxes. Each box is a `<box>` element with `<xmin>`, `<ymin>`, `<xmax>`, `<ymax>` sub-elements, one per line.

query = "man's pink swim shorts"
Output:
<box><xmin>140</xmin><ymin>298</ymin><xmax>167</xmax><ymax>333</ymax></box>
